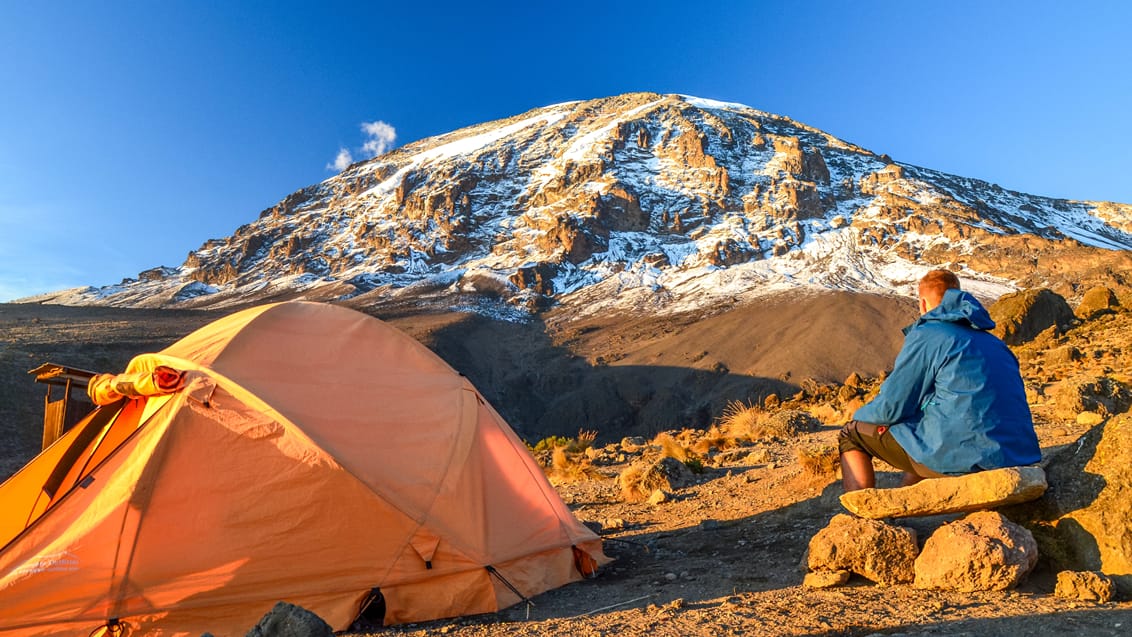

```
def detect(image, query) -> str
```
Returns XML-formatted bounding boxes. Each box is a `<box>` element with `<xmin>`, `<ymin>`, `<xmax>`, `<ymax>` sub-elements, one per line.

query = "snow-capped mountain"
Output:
<box><xmin>31</xmin><ymin>93</ymin><xmax>1132</xmax><ymax>317</ymax></box>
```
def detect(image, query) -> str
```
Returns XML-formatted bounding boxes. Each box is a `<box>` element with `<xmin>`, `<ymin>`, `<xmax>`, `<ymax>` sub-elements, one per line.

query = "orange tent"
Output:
<box><xmin>0</xmin><ymin>302</ymin><xmax>607</xmax><ymax>636</ymax></box>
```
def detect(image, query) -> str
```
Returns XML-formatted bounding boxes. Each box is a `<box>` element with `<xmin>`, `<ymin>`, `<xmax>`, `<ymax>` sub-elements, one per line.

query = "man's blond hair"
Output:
<box><xmin>919</xmin><ymin>269</ymin><xmax>961</xmax><ymax>306</ymax></box>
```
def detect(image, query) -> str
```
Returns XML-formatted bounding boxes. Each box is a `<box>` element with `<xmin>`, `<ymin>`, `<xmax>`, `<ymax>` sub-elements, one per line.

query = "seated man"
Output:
<box><xmin>839</xmin><ymin>269</ymin><xmax>1041</xmax><ymax>491</ymax></box>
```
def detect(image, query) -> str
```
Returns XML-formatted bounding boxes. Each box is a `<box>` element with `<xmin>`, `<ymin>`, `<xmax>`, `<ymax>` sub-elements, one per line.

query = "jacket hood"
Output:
<box><xmin>907</xmin><ymin>288</ymin><xmax>996</xmax><ymax>332</ymax></box>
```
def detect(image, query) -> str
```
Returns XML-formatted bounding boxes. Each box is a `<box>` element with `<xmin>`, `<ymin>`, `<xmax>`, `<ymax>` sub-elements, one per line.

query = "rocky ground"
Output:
<box><xmin>2</xmin><ymin>291</ymin><xmax>1131</xmax><ymax>636</ymax></box>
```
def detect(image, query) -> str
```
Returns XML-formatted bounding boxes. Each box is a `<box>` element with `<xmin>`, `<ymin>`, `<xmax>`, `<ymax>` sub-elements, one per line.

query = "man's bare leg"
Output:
<box><xmin>900</xmin><ymin>472</ymin><xmax>924</xmax><ymax>487</ymax></box>
<box><xmin>840</xmin><ymin>450</ymin><xmax>875</xmax><ymax>492</ymax></box>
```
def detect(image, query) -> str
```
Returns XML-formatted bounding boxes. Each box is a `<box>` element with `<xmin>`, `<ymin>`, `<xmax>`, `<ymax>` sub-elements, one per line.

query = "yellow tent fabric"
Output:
<box><xmin>0</xmin><ymin>302</ymin><xmax>607</xmax><ymax>636</ymax></box>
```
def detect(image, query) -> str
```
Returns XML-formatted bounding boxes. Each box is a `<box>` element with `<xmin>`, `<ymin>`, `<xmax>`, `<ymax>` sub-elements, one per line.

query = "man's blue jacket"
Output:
<box><xmin>853</xmin><ymin>288</ymin><xmax>1041</xmax><ymax>475</ymax></box>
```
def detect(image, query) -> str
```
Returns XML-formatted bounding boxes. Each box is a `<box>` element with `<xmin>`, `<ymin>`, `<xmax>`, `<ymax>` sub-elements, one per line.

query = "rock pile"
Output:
<box><xmin>809</xmin><ymin>415</ymin><xmax>1132</xmax><ymax>599</ymax></box>
<box><xmin>1007</xmin><ymin>413</ymin><xmax>1132</xmax><ymax>598</ymax></box>
<box><xmin>806</xmin><ymin>511</ymin><xmax>1039</xmax><ymax>593</ymax></box>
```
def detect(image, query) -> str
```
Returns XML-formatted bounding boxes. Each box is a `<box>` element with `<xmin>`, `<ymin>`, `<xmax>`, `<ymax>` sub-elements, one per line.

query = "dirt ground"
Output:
<box><xmin>346</xmin><ymin>416</ymin><xmax>1130</xmax><ymax>637</ymax></box>
<box><xmin>2</xmin><ymin>299</ymin><xmax>1130</xmax><ymax>636</ymax></box>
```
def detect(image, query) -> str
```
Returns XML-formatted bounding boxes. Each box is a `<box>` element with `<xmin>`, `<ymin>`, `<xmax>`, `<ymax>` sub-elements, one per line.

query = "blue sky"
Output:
<box><xmin>1</xmin><ymin>1</ymin><xmax>1130</xmax><ymax>301</ymax></box>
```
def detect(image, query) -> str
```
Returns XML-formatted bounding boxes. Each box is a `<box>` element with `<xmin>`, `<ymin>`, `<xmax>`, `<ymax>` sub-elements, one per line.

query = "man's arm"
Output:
<box><xmin>853</xmin><ymin>329</ymin><xmax>940</xmax><ymax>425</ymax></box>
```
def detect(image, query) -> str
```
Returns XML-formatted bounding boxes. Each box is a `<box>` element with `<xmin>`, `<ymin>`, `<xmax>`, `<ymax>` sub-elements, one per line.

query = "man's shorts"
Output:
<box><xmin>838</xmin><ymin>420</ymin><xmax>945</xmax><ymax>479</ymax></box>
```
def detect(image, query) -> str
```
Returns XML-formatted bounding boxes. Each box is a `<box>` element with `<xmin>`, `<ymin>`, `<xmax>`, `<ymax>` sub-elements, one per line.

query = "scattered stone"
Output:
<box><xmin>1048</xmin><ymin>375</ymin><xmax>1132</xmax><ymax>420</ymax></box>
<box><xmin>699</xmin><ymin>519</ymin><xmax>721</xmax><ymax>531</ymax></box>
<box><xmin>914</xmin><ymin>511</ymin><xmax>1038</xmax><ymax>592</ymax></box>
<box><xmin>602</xmin><ymin>518</ymin><xmax>626</xmax><ymax>531</ymax></box>
<box><xmin>744</xmin><ymin>448</ymin><xmax>771</xmax><ymax>465</ymax></box>
<box><xmin>754</xmin><ymin>409</ymin><xmax>821</xmax><ymax>439</ymax></box>
<box><xmin>1046</xmin><ymin>345</ymin><xmax>1083</xmax><ymax>366</ymax></box>
<box><xmin>1008</xmin><ymin>414</ymin><xmax>1132</xmax><ymax>598</ymax></box>
<box><xmin>839</xmin><ymin>466</ymin><xmax>1047</xmax><ymax>519</ymax></box>
<box><xmin>664</xmin><ymin>572</ymin><xmax>678</xmax><ymax>581</ymax></box>
<box><xmin>245</xmin><ymin>601</ymin><xmax>333</xmax><ymax>637</ymax></box>
<box><xmin>647</xmin><ymin>489</ymin><xmax>671</xmax><ymax>505</ymax></box>
<box><xmin>1054</xmin><ymin>570</ymin><xmax>1116</xmax><ymax>603</ymax></box>
<box><xmin>803</xmin><ymin>570</ymin><xmax>851</xmax><ymax>588</ymax></box>
<box><xmin>1076</xmin><ymin>411</ymin><xmax>1105</xmax><ymax>427</ymax></box>
<box><xmin>807</xmin><ymin>514</ymin><xmax>918</xmax><ymax>585</ymax></box>
<box><xmin>620</xmin><ymin>436</ymin><xmax>647</xmax><ymax>451</ymax></box>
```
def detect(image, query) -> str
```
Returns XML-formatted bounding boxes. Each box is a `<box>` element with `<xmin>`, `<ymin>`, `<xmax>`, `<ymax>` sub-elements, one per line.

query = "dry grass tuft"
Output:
<box><xmin>690</xmin><ymin>424</ymin><xmax>740</xmax><ymax>456</ymax></box>
<box><xmin>796</xmin><ymin>445</ymin><xmax>840</xmax><ymax>481</ymax></box>
<box><xmin>573</xmin><ymin>429</ymin><xmax>598</xmax><ymax>452</ymax></box>
<box><xmin>718</xmin><ymin>399</ymin><xmax>762</xmax><ymax>440</ymax></box>
<box><xmin>653</xmin><ymin>432</ymin><xmax>688</xmax><ymax>462</ymax></box>
<box><xmin>618</xmin><ymin>459</ymin><xmax>673</xmax><ymax>502</ymax></box>
<box><xmin>546</xmin><ymin>446</ymin><xmax>602</xmax><ymax>485</ymax></box>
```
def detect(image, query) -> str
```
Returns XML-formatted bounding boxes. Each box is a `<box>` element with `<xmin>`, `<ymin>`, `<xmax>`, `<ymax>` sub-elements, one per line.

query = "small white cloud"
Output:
<box><xmin>327</xmin><ymin>119</ymin><xmax>397</xmax><ymax>172</ymax></box>
<box><xmin>360</xmin><ymin>120</ymin><xmax>397</xmax><ymax>158</ymax></box>
<box><xmin>328</xmin><ymin>147</ymin><xmax>353</xmax><ymax>172</ymax></box>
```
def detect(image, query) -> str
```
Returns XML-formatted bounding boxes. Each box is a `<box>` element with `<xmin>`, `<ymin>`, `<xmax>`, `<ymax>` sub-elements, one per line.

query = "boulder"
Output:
<box><xmin>989</xmin><ymin>288</ymin><xmax>1075</xmax><ymax>345</ymax></box>
<box><xmin>806</xmin><ymin>514</ymin><xmax>918</xmax><ymax>585</ymax></box>
<box><xmin>839</xmin><ymin>466</ymin><xmax>1047</xmax><ymax>519</ymax></box>
<box><xmin>914</xmin><ymin>511</ymin><xmax>1038</xmax><ymax>591</ymax></box>
<box><xmin>1054</xmin><ymin>570</ymin><xmax>1116</xmax><ymax>603</ymax></box>
<box><xmin>245</xmin><ymin>601</ymin><xmax>334</xmax><ymax>637</ymax></box>
<box><xmin>1075</xmin><ymin>286</ymin><xmax>1120</xmax><ymax>320</ymax></box>
<box><xmin>1008</xmin><ymin>414</ymin><xmax>1132</xmax><ymax>598</ymax></box>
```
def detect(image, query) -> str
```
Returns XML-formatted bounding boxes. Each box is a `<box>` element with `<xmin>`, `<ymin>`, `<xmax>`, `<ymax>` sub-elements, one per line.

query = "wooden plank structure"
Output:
<box><xmin>27</xmin><ymin>363</ymin><xmax>98</xmax><ymax>450</ymax></box>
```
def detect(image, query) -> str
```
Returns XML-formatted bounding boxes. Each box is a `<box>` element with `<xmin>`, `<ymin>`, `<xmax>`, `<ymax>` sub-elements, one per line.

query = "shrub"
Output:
<box><xmin>530</xmin><ymin>435</ymin><xmax>571</xmax><ymax>453</ymax></box>
<box><xmin>529</xmin><ymin>429</ymin><xmax>599</xmax><ymax>454</ymax></box>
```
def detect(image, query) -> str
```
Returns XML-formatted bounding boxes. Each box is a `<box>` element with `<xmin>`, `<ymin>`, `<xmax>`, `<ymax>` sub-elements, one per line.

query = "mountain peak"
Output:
<box><xmin>31</xmin><ymin>93</ymin><xmax>1132</xmax><ymax>315</ymax></box>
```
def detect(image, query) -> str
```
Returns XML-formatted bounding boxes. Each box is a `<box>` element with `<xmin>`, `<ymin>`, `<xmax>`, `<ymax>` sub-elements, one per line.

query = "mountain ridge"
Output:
<box><xmin>22</xmin><ymin>92</ymin><xmax>1132</xmax><ymax>315</ymax></box>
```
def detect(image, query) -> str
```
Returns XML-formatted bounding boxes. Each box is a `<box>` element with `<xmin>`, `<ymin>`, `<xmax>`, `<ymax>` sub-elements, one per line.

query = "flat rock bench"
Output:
<box><xmin>839</xmin><ymin>465</ymin><xmax>1048</xmax><ymax>519</ymax></box>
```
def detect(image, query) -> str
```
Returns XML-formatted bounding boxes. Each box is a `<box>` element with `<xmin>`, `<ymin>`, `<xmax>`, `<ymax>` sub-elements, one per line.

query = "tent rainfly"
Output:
<box><xmin>0</xmin><ymin>301</ymin><xmax>607</xmax><ymax>636</ymax></box>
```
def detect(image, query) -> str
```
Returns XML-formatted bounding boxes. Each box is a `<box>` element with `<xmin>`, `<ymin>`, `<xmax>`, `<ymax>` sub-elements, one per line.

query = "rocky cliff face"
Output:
<box><xmin>30</xmin><ymin>92</ymin><xmax>1132</xmax><ymax>316</ymax></box>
